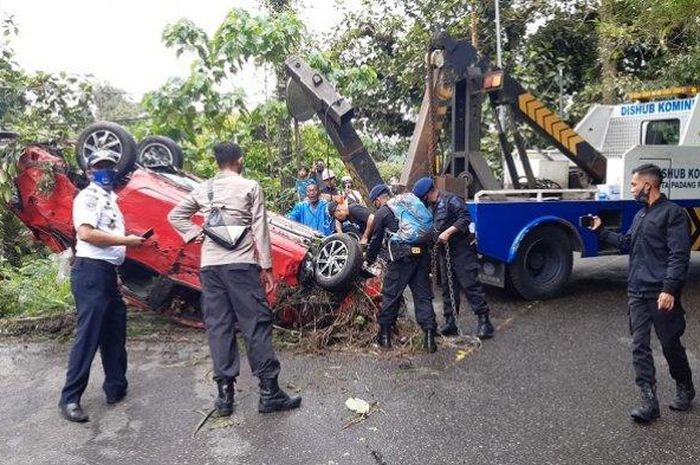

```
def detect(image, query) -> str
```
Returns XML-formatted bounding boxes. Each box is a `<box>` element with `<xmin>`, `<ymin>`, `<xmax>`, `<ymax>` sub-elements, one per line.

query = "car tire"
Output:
<box><xmin>75</xmin><ymin>122</ymin><xmax>138</xmax><ymax>179</ymax></box>
<box><xmin>314</xmin><ymin>233</ymin><xmax>363</xmax><ymax>293</ymax></box>
<box><xmin>137</xmin><ymin>135</ymin><xmax>184</xmax><ymax>169</ymax></box>
<box><xmin>508</xmin><ymin>225</ymin><xmax>572</xmax><ymax>300</ymax></box>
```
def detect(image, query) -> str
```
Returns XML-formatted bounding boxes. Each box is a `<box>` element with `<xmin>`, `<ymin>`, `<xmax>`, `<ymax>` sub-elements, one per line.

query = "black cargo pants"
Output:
<box><xmin>60</xmin><ymin>257</ymin><xmax>127</xmax><ymax>404</ymax></box>
<box><xmin>628</xmin><ymin>294</ymin><xmax>693</xmax><ymax>388</ymax></box>
<box><xmin>200</xmin><ymin>263</ymin><xmax>281</xmax><ymax>383</ymax></box>
<box><xmin>379</xmin><ymin>251</ymin><xmax>437</xmax><ymax>331</ymax></box>
<box><xmin>438</xmin><ymin>240</ymin><xmax>489</xmax><ymax>318</ymax></box>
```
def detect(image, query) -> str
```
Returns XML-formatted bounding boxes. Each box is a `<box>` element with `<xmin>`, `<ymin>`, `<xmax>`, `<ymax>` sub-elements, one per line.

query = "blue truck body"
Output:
<box><xmin>465</xmin><ymin>197</ymin><xmax>700</xmax><ymax>297</ymax></box>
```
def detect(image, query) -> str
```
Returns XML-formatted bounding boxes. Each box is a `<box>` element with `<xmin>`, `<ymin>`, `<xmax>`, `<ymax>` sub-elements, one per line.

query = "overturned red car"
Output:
<box><xmin>6</xmin><ymin>122</ymin><xmax>381</xmax><ymax>326</ymax></box>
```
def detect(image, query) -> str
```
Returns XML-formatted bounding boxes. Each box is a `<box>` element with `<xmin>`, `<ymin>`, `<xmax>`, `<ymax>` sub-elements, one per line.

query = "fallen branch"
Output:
<box><xmin>192</xmin><ymin>408</ymin><xmax>216</xmax><ymax>438</ymax></box>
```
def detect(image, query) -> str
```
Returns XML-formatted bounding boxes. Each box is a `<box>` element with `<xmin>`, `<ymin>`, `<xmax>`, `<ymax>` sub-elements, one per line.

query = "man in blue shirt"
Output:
<box><xmin>287</xmin><ymin>183</ymin><xmax>333</xmax><ymax>235</ymax></box>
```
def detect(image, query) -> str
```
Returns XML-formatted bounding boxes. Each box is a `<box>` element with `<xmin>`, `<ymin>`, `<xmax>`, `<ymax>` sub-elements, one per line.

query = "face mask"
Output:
<box><xmin>91</xmin><ymin>169</ymin><xmax>116</xmax><ymax>189</ymax></box>
<box><xmin>634</xmin><ymin>183</ymin><xmax>650</xmax><ymax>204</ymax></box>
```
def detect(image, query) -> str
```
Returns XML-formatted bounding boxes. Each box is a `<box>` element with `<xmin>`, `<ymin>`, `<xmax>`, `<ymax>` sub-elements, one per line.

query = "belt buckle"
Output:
<box><xmin>411</xmin><ymin>246</ymin><xmax>421</xmax><ymax>255</ymax></box>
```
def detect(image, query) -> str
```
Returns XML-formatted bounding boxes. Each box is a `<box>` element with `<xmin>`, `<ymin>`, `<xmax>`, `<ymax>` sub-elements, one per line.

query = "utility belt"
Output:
<box><xmin>388</xmin><ymin>241</ymin><xmax>426</xmax><ymax>262</ymax></box>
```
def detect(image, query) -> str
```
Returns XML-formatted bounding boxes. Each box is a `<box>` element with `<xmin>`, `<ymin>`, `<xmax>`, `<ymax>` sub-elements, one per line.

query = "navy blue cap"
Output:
<box><xmin>369</xmin><ymin>184</ymin><xmax>390</xmax><ymax>202</ymax></box>
<box><xmin>412</xmin><ymin>176</ymin><xmax>434</xmax><ymax>199</ymax></box>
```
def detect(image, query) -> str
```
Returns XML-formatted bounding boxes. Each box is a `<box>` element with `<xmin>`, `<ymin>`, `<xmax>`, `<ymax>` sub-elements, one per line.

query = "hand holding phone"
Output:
<box><xmin>141</xmin><ymin>228</ymin><xmax>155</xmax><ymax>239</ymax></box>
<box><xmin>579</xmin><ymin>215</ymin><xmax>601</xmax><ymax>230</ymax></box>
<box><xmin>579</xmin><ymin>215</ymin><xmax>594</xmax><ymax>229</ymax></box>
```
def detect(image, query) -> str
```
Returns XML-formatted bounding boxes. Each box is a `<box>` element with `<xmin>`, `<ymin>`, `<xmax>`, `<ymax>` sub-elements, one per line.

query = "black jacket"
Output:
<box><xmin>599</xmin><ymin>195</ymin><xmax>690</xmax><ymax>296</ymax></box>
<box><xmin>431</xmin><ymin>192</ymin><xmax>472</xmax><ymax>245</ymax></box>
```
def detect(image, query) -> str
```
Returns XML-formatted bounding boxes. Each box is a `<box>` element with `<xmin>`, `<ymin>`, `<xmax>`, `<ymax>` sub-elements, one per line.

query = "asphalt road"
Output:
<box><xmin>1</xmin><ymin>255</ymin><xmax>699</xmax><ymax>465</ymax></box>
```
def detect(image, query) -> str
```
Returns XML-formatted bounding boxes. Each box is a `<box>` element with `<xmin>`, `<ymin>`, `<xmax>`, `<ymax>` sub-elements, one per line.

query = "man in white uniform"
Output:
<box><xmin>58</xmin><ymin>150</ymin><xmax>144</xmax><ymax>422</ymax></box>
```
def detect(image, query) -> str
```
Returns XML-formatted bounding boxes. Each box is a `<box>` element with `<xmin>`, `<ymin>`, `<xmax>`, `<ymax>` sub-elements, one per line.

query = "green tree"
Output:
<box><xmin>138</xmin><ymin>8</ymin><xmax>304</xmax><ymax>185</ymax></box>
<box><xmin>0</xmin><ymin>17</ymin><xmax>94</xmax><ymax>264</ymax></box>
<box><xmin>93</xmin><ymin>82</ymin><xmax>142</xmax><ymax>123</ymax></box>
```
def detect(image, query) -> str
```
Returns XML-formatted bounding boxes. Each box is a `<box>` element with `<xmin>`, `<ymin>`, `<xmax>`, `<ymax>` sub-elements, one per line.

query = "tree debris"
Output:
<box><xmin>342</xmin><ymin>400</ymin><xmax>382</xmax><ymax>429</ymax></box>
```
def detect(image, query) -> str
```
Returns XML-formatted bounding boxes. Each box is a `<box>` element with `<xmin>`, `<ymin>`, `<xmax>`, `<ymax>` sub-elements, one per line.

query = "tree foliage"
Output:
<box><xmin>0</xmin><ymin>16</ymin><xmax>95</xmax><ymax>264</ymax></box>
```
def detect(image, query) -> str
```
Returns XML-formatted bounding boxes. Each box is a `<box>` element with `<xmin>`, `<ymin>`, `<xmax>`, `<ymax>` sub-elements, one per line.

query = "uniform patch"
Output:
<box><xmin>84</xmin><ymin>195</ymin><xmax>99</xmax><ymax>210</ymax></box>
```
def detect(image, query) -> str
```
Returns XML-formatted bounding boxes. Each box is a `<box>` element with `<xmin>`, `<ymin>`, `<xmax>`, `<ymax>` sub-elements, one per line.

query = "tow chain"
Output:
<box><xmin>444</xmin><ymin>240</ymin><xmax>458</xmax><ymax>316</ymax></box>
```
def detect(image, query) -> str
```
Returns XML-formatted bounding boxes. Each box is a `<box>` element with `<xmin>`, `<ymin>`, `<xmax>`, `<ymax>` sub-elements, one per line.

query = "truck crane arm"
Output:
<box><xmin>284</xmin><ymin>57</ymin><xmax>384</xmax><ymax>204</ymax></box>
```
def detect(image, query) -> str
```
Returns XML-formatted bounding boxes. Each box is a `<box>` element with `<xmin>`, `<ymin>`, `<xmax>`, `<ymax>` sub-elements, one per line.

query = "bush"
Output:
<box><xmin>0</xmin><ymin>256</ymin><xmax>74</xmax><ymax>318</ymax></box>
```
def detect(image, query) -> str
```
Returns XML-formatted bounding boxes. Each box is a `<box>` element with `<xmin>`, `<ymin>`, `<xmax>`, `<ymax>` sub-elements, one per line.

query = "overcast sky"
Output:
<box><xmin>0</xmin><ymin>0</ymin><xmax>355</xmax><ymax>102</ymax></box>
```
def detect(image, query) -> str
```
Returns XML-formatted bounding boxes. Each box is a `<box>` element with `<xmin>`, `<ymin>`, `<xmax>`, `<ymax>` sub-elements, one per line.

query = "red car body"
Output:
<box><xmin>9</xmin><ymin>145</ymin><xmax>381</xmax><ymax>325</ymax></box>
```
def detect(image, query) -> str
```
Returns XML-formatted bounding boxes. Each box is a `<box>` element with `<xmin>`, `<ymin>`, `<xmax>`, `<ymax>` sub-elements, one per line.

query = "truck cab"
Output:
<box><xmin>472</xmin><ymin>87</ymin><xmax>700</xmax><ymax>299</ymax></box>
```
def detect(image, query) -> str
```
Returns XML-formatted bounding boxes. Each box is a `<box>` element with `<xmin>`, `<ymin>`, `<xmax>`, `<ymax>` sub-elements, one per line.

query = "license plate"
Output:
<box><xmin>411</xmin><ymin>247</ymin><xmax>421</xmax><ymax>254</ymax></box>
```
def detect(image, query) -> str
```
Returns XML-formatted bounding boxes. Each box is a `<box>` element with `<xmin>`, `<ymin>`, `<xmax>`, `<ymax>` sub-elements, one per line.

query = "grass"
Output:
<box><xmin>0</xmin><ymin>256</ymin><xmax>74</xmax><ymax>318</ymax></box>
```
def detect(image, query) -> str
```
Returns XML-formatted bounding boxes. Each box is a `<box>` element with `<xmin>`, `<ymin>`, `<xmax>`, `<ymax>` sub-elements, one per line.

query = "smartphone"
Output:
<box><xmin>579</xmin><ymin>215</ymin><xmax>594</xmax><ymax>229</ymax></box>
<box><xmin>141</xmin><ymin>228</ymin><xmax>155</xmax><ymax>239</ymax></box>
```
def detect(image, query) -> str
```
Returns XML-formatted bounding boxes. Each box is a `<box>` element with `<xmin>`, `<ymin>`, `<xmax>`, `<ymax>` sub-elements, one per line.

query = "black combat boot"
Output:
<box><xmin>669</xmin><ymin>381</ymin><xmax>695</xmax><ymax>411</ymax></box>
<box><xmin>258</xmin><ymin>377</ymin><xmax>302</xmax><ymax>413</ymax></box>
<box><xmin>377</xmin><ymin>325</ymin><xmax>392</xmax><ymax>348</ymax></box>
<box><xmin>214</xmin><ymin>379</ymin><xmax>234</xmax><ymax>417</ymax></box>
<box><xmin>476</xmin><ymin>314</ymin><xmax>495</xmax><ymax>339</ymax></box>
<box><xmin>630</xmin><ymin>384</ymin><xmax>660</xmax><ymax>423</ymax></box>
<box><xmin>424</xmin><ymin>329</ymin><xmax>437</xmax><ymax>353</ymax></box>
<box><xmin>439</xmin><ymin>315</ymin><xmax>459</xmax><ymax>337</ymax></box>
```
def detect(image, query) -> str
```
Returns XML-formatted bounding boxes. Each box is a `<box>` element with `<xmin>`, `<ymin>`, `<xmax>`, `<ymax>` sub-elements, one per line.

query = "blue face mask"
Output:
<box><xmin>91</xmin><ymin>169</ymin><xmax>116</xmax><ymax>189</ymax></box>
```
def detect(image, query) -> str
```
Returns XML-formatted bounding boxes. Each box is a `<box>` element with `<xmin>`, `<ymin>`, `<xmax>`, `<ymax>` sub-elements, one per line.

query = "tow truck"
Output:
<box><xmin>286</xmin><ymin>33</ymin><xmax>700</xmax><ymax>300</ymax></box>
<box><xmin>404</xmin><ymin>33</ymin><xmax>700</xmax><ymax>299</ymax></box>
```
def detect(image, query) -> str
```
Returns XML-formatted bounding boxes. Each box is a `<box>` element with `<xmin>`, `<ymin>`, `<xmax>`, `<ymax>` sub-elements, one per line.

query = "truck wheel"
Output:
<box><xmin>137</xmin><ymin>135</ymin><xmax>184</xmax><ymax>169</ymax></box>
<box><xmin>76</xmin><ymin>122</ymin><xmax>137</xmax><ymax>179</ymax></box>
<box><xmin>314</xmin><ymin>233</ymin><xmax>363</xmax><ymax>293</ymax></box>
<box><xmin>508</xmin><ymin>225</ymin><xmax>572</xmax><ymax>300</ymax></box>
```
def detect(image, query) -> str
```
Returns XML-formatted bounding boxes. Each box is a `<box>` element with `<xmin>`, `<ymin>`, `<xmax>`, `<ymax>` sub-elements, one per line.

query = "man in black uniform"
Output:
<box><xmin>412</xmin><ymin>177</ymin><xmax>495</xmax><ymax>339</ymax></box>
<box><xmin>328</xmin><ymin>200</ymin><xmax>374</xmax><ymax>245</ymax></box>
<box><xmin>365</xmin><ymin>184</ymin><xmax>438</xmax><ymax>353</ymax></box>
<box><xmin>590</xmin><ymin>163</ymin><xmax>694</xmax><ymax>423</ymax></box>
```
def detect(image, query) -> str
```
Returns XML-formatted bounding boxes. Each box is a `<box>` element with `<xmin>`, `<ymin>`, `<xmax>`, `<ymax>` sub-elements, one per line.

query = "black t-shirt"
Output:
<box><xmin>347</xmin><ymin>204</ymin><xmax>371</xmax><ymax>233</ymax></box>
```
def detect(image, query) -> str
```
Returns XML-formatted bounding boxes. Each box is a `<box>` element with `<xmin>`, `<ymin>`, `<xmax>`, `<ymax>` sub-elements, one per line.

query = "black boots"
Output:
<box><xmin>439</xmin><ymin>315</ymin><xmax>459</xmax><ymax>336</ymax></box>
<box><xmin>377</xmin><ymin>325</ymin><xmax>392</xmax><ymax>348</ymax></box>
<box><xmin>424</xmin><ymin>329</ymin><xmax>437</xmax><ymax>353</ymax></box>
<box><xmin>258</xmin><ymin>377</ymin><xmax>302</xmax><ymax>413</ymax></box>
<box><xmin>215</xmin><ymin>379</ymin><xmax>234</xmax><ymax>417</ymax></box>
<box><xmin>476</xmin><ymin>314</ymin><xmax>495</xmax><ymax>339</ymax></box>
<box><xmin>59</xmin><ymin>402</ymin><xmax>89</xmax><ymax>423</ymax></box>
<box><xmin>669</xmin><ymin>381</ymin><xmax>696</xmax><ymax>411</ymax></box>
<box><xmin>106</xmin><ymin>390</ymin><xmax>127</xmax><ymax>405</ymax></box>
<box><xmin>630</xmin><ymin>384</ymin><xmax>660</xmax><ymax>423</ymax></box>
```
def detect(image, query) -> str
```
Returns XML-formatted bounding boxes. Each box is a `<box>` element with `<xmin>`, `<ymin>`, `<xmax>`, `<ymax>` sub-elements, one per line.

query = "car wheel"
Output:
<box><xmin>75</xmin><ymin>122</ymin><xmax>137</xmax><ymax>179</ymax></box>
<box><xmin>508</xmin><ymin>225</ymin><xmax>573</xmax><ymax>300</ymax></box>
<box><xmin>314</xmin><ymin>233</ymin><xmax>363</xmax><ymax>293</ymax></box>
<box><xmin>137</xmin><ymin>135</ymin><xmax>184</xmax><ymax>169</ymax></box>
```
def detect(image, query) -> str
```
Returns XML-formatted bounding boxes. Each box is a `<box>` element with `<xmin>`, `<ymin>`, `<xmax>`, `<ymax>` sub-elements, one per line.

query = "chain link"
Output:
<box><xmin>444</xmin><ymin>241</ymin><xmax>458</xmax><ymax>316</ymax></box>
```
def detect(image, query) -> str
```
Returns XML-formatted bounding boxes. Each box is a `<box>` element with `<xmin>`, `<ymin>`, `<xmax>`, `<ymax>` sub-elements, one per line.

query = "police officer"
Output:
<box><xmin>58</xmin><ymin>150</ymin><xmax>145</xmax><ymax>423</ymax></box>
<box><xmin>412</xmin><ymin>177</ymin><xmax>495</xmax><ymax>339</ymax></box>
<box><xmin>169</xmin><ymin>142</ymin><xmax>301</xmax><ymax>416</ymax></box>
<box><xmin>365</xmin><ymin>184</ymin><xmax>438</xmax><ymax>353</ymax></box>
<box><xmin>590</xmin><ymin>163</ymin><xmax>694</xmax><ymax>423</ymax></box>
